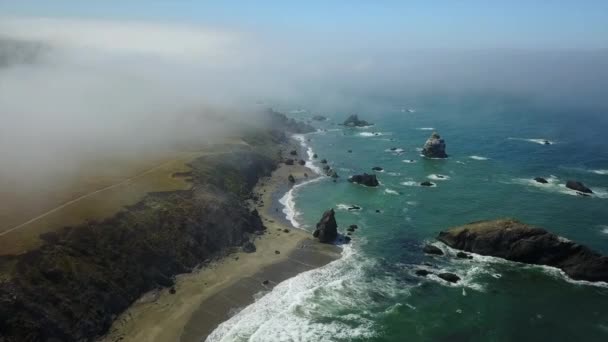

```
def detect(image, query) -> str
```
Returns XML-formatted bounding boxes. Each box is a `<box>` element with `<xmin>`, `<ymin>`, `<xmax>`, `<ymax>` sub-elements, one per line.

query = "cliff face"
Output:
<box><xmin>0</xmin><ymin>150</ymin><xmax>275</xmax><ymax>342</ymax></box>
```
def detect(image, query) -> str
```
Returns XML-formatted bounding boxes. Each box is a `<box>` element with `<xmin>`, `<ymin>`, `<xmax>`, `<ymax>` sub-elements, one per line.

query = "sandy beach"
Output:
<box><xmin>100</xmin><ymin>148</ymin><xmax>341</xmax><ymax>342</ymax></box>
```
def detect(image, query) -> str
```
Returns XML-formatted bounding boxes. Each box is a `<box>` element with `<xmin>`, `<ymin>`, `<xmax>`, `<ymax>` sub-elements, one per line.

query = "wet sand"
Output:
<box><xmin>100</xmin><ymin>148</ymin><xmax>340</xmax><ymax>342</ymax></box>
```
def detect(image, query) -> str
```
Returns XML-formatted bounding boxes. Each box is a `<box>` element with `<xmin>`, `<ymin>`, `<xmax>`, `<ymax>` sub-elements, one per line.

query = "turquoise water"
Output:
<box><xmin>209</xmin><ymin>96</ymin><xmax>608</xmax><ymax>341</ymax></box>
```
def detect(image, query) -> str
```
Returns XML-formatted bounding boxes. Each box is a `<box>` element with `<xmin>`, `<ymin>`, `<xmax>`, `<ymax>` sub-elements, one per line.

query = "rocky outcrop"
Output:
<box><xmin>566</xmin><ymin>180</ymin><xmax>593</xmax><ymax>194</ymax></box>
<box><xmin>342</xmin><ymin>114</ymin><xmax>372</xmax><ymax>127</ymax></box>
<box><xmin>534</xmin><ymin>177</ymin><xmax>548</xmax><ymax>184</ymax></box>
<box><xmin>313</xmin><ymin>209</ymin><xmax>338</xmax><ymax>243</ymax></box>
<box><xmin>437</xmin><ymin>219</ymin><xmax>608</xmax><ymax>282</ymax></box>
<box><xmin>423</xmin><ymin>244</ymin><xmax>444</xmax><ymax>255</ymax></box>
<box><xmin>348</xmin><ymin>173</ymin><xmax>379</xmax><ymax>187</ymax></box>
<box><xmin>326</xmin><ymin>169</ymin><xmax>339</xmax><ymax>178</ymax></box>
<box><xmin>371</xmin><ymin>166</ymin><xmax>383</xmax><ymax>172</ymax></box>
<box><xmin>437</xmin><ymin>273</ymin><xmax>461</xmax><ymax>283</ymax></box>
<box><xmin>298</xmin><ymin>159</ymin><xmax>306</xmax><ymax>166</ymax></box>
<box><xmin>284</xmin><ymin>158</ymin><xmax>294</xmax><ymax>165</ymax></box>
<box><xmin>420</xmin><ymin>181</ymin><xmax>434</xmax><ymax>187</ymax></box>
<box><xmin>288</xmin><ymin>174</ymin><xmax>295</xmax><ymax>183</ymax></box>
<box><xmin>421</xmin><ymin>132</ymin><xmax>448</xmax><ymax>158</ymax></box>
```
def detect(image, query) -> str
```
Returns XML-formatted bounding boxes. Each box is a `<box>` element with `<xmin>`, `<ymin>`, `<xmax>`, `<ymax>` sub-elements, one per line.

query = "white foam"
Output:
<box><xmin>592</xmin><ymin>169</ymin><xmax>608</xmax><ymax>175</ymax></box>
<box><xmin>384</xmin><ymin>188</ymin><xmax>399</xmax><ymax>195</ymax></box>
<box><xmin>358</xmin><ymin>132</ymin><xmax>384</xmax><ymax>137</ymax></box>
<box><xmin>385</xmin><ymin>148</ymin><xmax>404</xmax><ymax>153</ymax></box>
<box><xmin>279</xmin><ymin>177</ymin><xmax>324</xmax><ymax>228</ymax></box>
<box><xmin>400</xmin><ymin>181</ymin><xmax>418</xmax><ymax>187</ymax></box>
<box><xmin>292</xmin><ymin>134</ymin><xmax>323</xmax><ymax>176</ymax></box>
<box><xmin>386</xmin><ymin>172</ymin><xmax>401</xmax><ymax>176</ymax></box>
<box><xmin>469</xmin><ymin>155</ymin><xmax>489</xmax><ymax>161</ymax></box>
<box><xmin>416</xmin><ymin>127</ymin><xmax>434</xmax><ymax>131</ymax></box>
<box><xmin>336</xmin><ymin>203</ymin><xmax>362</xmax><ymax>211</ymax></box>
<box><xmin>402</xmin><ymin>159</ymin><xmax>417</xmax><ymax>164</ymax></box>
<box><xmin>427</xmin><ymin>174</ymin><xmax>450</xmax><ymax>181</ymax></box>
<box><xmin>508</xmin><ymin>137</ymin><xmax>556</xmax><ymax>145</ymax></box>
<box><xmin>206</xmin><ymin>245</ymin><xmax>410</xmax><ymax>342</ymax></box>
<box><xmin>599</xmin><ymin>225</ymin><xmax>608</xmax><ymax>235</ymax></box>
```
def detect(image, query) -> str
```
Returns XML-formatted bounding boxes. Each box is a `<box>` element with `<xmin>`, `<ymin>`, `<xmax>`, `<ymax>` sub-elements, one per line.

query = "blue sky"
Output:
<box><xmin>1</xmin><ymin>0</ymin><xmax>607</xmax><ymax>49</ymax></box>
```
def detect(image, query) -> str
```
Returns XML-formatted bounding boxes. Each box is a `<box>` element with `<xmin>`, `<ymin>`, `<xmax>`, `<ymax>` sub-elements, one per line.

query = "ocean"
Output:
<box><xmin>208</xmin><ymin>95</ymin><xmax>608</xmax><ymax>341</ymax></box>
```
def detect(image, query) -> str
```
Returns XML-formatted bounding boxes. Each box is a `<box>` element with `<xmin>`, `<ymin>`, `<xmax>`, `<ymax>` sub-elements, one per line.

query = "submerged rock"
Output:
<box><xmin>348</xmin><ymin>173</ymin><xmax>379</xmax><ymax>187</ymax></box>
<box><xmin>343</xmin><ymin>114</ymin><xmax>372</xmax><ymax>127</ymax></box>
<box><xmin>566</xmin><ymin>180</ymin><xmax>593</xmax><ymax>194</ymax></box>
<box><xmin>415</xmin><ymin>269</ymin><xmax>432</xmax><ymax>277</ymax></box>
<box><xmin>289</xmin><ymin>150</ymin><xmax>298</xmax><ymax>156</ymax></box>
<box><xmin>371</xmin><ymin>166</ymin><xmax>384</xmax><ymax>172</ymax></box>
<box><xmin>534</xmin><ymin>177</ymin><xmax>548</xmax><ymax>184</ymax></box>
<box><xmin>313</xmin><ymin>209</ymin><xmax>338</xmax><ymax>243</ymax></box>
<box><xmin>456</xmin><ymin>252</ymin><xmax>473</xmax><ymax>259</ymax></box>
<box><xmin>423</xmin><ymin>244</ymin><xmax>444</xmax><ymax>255</ymax></box>
<box><xmin>298</xmin><ymin>159</ymin><xmax>306</xmax><ymax>166</ymax></box>
<box><xmin>420</xmin><ymin>181</ymin><xmax>434</xmax><ymax>187</ymax></box>
<box><xmin>421</xmin><ymin>132</ymin><xmax>448</xmax><ymax>158</ymax></box>
<box><xmin>437</xmin><ymin>219</ymin><xmax>608</xmax><ymax>282</ymax></box>
<box><xmin>312</xmin><ymin>115</ymin><xmax>327</xmax><ymax>121</ymax></box>
<box><xmin>437</xmin><ymin>273</ymin><xmax>461</xmax><ymax>283</ymax></box>
<box><xmin>320</xmin><ymin>159</ymin><xmax>328</xmax><ymax>164</ymax></box>
<box><xmin>313</xmin><ymin>153</ymin><xmax>318</xmax><ymax>159</ymax></box>
<box><xmin>326</xmin><ymin>169</ymin><xmax>339</xmax><ymax>178</ymax></box>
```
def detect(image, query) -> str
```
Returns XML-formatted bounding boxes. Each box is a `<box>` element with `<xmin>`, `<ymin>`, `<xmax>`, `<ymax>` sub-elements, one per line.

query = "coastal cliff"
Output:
<box><xmin>0</xmin><ymin>111</ymin><xmax>313</xmax><ymax>342</ymax></box>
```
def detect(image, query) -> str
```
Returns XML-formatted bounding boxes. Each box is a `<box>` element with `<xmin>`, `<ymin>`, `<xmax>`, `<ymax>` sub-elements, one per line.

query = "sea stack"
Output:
<box><xmin>437</xmin><ymin>219</ymin><xmax>608</xmax><ymax>283</ymax></box>
<box><xmin>421</xmin><ymin>132</ymin><xmax>448</xmax><ymax>158</ymax></box>
<box><xmin>313</xmin><ymin>209</ymin><xmax>338</xmax><ymax>243</ymax></box>
<box><xmin>343</xmin><ymin>114</ymin><xmax>372</xmax><ymax>127</ymax></box>
<box><xmin>348</xmin><ymin>173</ymin><xmax>379</xmax><ymax>187</ymax></box>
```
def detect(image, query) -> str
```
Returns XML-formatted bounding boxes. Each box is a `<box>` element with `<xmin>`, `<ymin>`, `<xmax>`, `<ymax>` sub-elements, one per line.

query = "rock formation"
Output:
<box><xmin>348</xmin><ymin>173</ymin><xmax>379</xmax><ymax>187</ymax></box>
<box><xmin>566</xmin><ymin>180</ymin><xmax>593</xmax><ymax>194</ymax></box>
<box><xmin>423</xmin><ymin>244</ymin><xmax>444</xmax><ymax>255</ymax></box>
<box><xmin>437</xmin><ymin>219</ymin><xmax>608</xmax><ymax>282</ymax></box>
<box><xmin>343</xmin><ymin>114</ymin><xmax>372</xmax><ymax>127</ymax></box>
<box><xmin>313</xmin><ymin>209</ymin><xmax>338</xmax><ymax>243</ymax></box>
<box><xmin>371</xmin><ymin>166</ymin><xmax>383</xmax><ymax>172</ymax></box>
<box><xmin>421</xmin><ymin>132</ymin><xmax>448</xmax><ymax>158</ymax></box>
<box><xmin>534</xmin><ymin>177</ymin><xmax>548</xmax><ymax>184</ymax></box>
<box><xmin>312</xmin><ymin>115</ymin><xmax>327</xmax><ymax>121</ymax></box>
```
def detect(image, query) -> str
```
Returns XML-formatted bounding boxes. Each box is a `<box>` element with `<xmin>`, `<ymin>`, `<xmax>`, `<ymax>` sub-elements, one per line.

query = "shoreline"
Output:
<box><xmin>100</xmin><ymin>139</ymin><xmax>341</xmax><ymax>342</ymax></box>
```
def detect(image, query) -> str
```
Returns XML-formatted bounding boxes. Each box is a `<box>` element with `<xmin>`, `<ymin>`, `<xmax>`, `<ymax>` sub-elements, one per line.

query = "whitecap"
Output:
<box><xmin>385</xmin><ymin>148</ymin><xmax>404</xmax><ymax>153</ymax></box>
<box><xmin>336</xmin><ymin>203</ymin><xmax>362</xmax><ymax>211</ymax></box>
<box><xmin>507</xmin><ymin>137</ymin><xmax>555</xmax><ymax>145</ymax></box>
<box><xmin>400</xmin><ymin>181</ymin><xmax>418</xmax><ymax>187</ymax></box>
<box><xmin>416</xmin><ymin>127</ymin><xmax>434</xmax><ymax>131</ymax></box>
<box><xmin>511</xmin><ymin>176</ymin><xmax>606</xmax><ymax>199</ymax></box>
<box><xmin>386</xmin><ymin>172</ymin><xmax>401</xmax><ymax>176</ymax></box>
<box><xmin>384</xmin><ymin>188</ymin><xmax>399</xmax><ymax>195</ymax></box>
<box><xmin>593</xmin><ymin>169</ymin><xmax>608</xmax><ymax>175</ymax></box>
<box><xmin>599</xmin><ymin>225</ymin><xmax>608</xmax><ymax>235</ymax></box>
<box><xmin>427</xmin><ymin>174</ymin><xmax>450</xmax><ymax>181</ymax></box>
<box><xmin>358</xmin><ymin>132</ymin><xmax>382</xmax><ymax>137</ymax></box>
<box><xmin>292</xmin><ymin>134</ymin><xmax>324</xmax><ymax>175</ymax></box>
<box><xmin>469</xmin><ymin>155</ymin><xmax>489</xmax><ymax>161</ymax></box>
<box><xmin>402</xmin><ymin>159</ymin><xmax>417</xmax><ymax>164</ymax></box>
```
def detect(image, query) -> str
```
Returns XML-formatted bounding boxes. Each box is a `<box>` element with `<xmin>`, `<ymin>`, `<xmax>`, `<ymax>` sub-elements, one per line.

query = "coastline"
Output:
<box><xmin>100</xmin><ymin>140</ymin><xmax>341</xmax><ymax>342</ymax></box>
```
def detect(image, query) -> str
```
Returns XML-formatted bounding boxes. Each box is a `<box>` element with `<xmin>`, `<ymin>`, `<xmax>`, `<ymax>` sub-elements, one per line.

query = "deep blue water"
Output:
<box><xmin>208</xmin><ymin>95</ymin><xmax>608</xmax><ymax>342</ymax></box>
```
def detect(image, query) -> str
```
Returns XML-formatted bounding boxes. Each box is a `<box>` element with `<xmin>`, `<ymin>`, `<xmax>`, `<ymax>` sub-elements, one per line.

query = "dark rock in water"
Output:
<box><xmin>375</xmin><ymin>209</ymin><xmax>381</xmax><ymax>213</ymax></box>
<box><xmin>437</xmin><ymin>219</ymin><xmax>608</xmax><ymax>283</ymax></box>
<box><xmin>421</xmin><ymin>132</ymin><xmax>448</xmax><ymax>158</ymax></box>
<box><xmin>348</xmin><ymin>205</ymin><xmax>361</xmax><ymax>211</ymax></box>
<box><xmin>326</xmin><ymin>169</ymin><xmax>339</xmax><ymax>178</ymax></box>
<box><xmin>289</xmin><ymin>150</ymin><xmax>298</xmax><ymax>156</ymax></box>
<box><xmin>304</xmin><ymin>173</ymin><xmax>308</xmax><ymax>178</ymax></box>
<box><xmin>312</xmin><ymin>115</ymin><xmax>327</xmax><ymax>121</ymax></box>
<box><xmin>543</xmin><ymin>140</ymin><xmax>551</xmax><ymax>145</ymax></box>
<box><xmin>313</xmin><ymin>209</ymin><xmax>338</xmax><ymax>243</ymax></box>
<box><xmin>348</xmin><ymin>149</ymin><xmax>352</xmax><ymax>153</ymax></box>
<box><xmin>347</xmin><ymin>226</ymin><xmax>356</xmax><ymax>232</ymax></box>
<box><xmin>389</xmin><ymin>147</ymin><xmax>397</xmax><ymax>151</ymax></box>
<box><xmin>534</xmin><ymin>177</ymin><xmax>548</xmax><ymax>184</ymax></box>
<box><xmin>344</xmin><ymin>236</ymin><xmax>352</xmax><ymax>243</ymax></box>
<box><xmin>322</xmin><ymin>164</ymin><xmax>331</xmax><ymax>171</ymax></box>
<box><xmin>566</xmin><ymin>180</ymin><xmax>593</xmax><ymax>194</ymax></box>
<box><xmin>456</xmin><ymin>252</ymin><xmax>473</xmax><ymax>259</ymax></box>
<box><xmin>288</xmin><ymin>174</ymin><xmax>295</xmax><ymax>183</ymax></box>
<box><xmin>423</xmin><ymin>244</ymin><xmax>444</xmax><ymax>255</ymax></box>
<box><xmin>343</xmin><ymin>114</ymin><xmax>372</xmax><ymax>127</ymax></box>
<box><xmin>262</xmin><ymin>280</ymin><xmax>270</xmax><ymax>285</ymax></box>
<box><xmin>349</xmin><ymin>224</ymin><xmax>358</xmax><ymax>230</ymax></box>
<box><xmin>348</xmin><ymin>173</ymin><xmax>379</xmax><ymax>187</ymax></box>
<box><xmin>320</xmin><ymin>159</ymin><xmax>328</xmax><ymax>164</ymax></box>
<box><xmin>371</xmin><ymin>166</ymin><xmax>384</xmax><ymax>172</ymax></box>
<box><xmin>438</xmin><ymin>273</ymin><xmax>461</xmax><ymax>283</ymax></box>
<box><xmin>242</xmin><ymin>242</ymin><xmax>256</xmax><ymax>253</ymax></box>
<box><xmin>313</xmin><ymin>153</ymin><xmax>318</xmax><ymax>159</ymax></box>
<box><xmin>284</xmin><ymin>158</ymin><xmax>294</xmax><ymax>165</ymax></box>
<box><xmin>420</xmin><ymin>181</ymin><xmax>434</xmax><ymax>187</ymax></box>
<box><xmin>415</xmin><ymin>269</ymin><xmax>432</xmax><ymax>277</ymax></box>
<box><xmin>298</xmin><ymin>159</ymin><xmax>306</xmax><ymax>166</ymax></box>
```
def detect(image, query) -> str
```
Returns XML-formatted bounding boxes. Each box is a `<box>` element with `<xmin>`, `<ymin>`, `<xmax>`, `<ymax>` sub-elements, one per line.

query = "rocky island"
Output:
<box><xmin>342</xmin><ymin>114</ymin><xmax>372</xmax><ymax>127</ymax></box>
<box><xmin>437</xmin><ymin>219</ymin><xmax>608</xmax><ymax>283</ymax></box>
